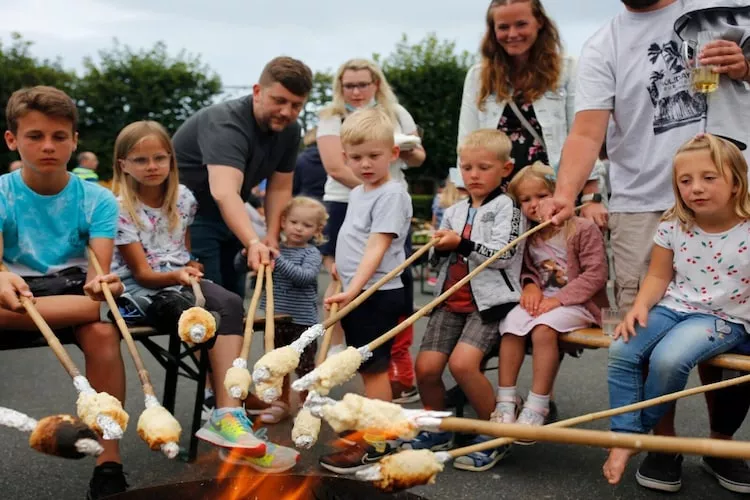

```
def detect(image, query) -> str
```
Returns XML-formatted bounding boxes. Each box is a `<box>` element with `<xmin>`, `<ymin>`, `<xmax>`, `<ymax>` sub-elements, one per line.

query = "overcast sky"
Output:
<box><xmin>0</xmin><ymin>0</ymin><xmax>624</xmax><ymax>96</ymax></box>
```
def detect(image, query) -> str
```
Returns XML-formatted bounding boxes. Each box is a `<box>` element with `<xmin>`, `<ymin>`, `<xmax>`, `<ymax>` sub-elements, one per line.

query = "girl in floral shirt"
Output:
<box><xmin>111</xmin><ymin>120</ymin><xmax>298</xmax><ymax>473</ymax></box>
<box><xmin>603</xmin><ymin>134</ymin><xmax>750</xmax><ymax>486</ymax></box>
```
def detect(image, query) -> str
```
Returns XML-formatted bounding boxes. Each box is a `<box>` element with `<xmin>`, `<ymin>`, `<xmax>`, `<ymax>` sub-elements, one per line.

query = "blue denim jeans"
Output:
<box><xmin>189</xmin><ymin>215</ymin><xmax>246</xmax><ymax>298</ymax></box>
<box><xmin>608</xmin><ymin>305</ymin><xmax>746</xmax><ymax>434</ymax></box>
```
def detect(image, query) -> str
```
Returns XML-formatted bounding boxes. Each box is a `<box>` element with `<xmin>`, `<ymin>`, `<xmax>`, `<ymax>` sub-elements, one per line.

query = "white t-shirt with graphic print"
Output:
<box><xmin>112</xmin><ymin>184</ymin><xmax>197</xmax><ymax>274</ymax></box>
<box><xmin>655</xmin><ymin>219</ymin><xmax>750</xmax><ymax>333</ymax></box>
<box><xmin>575</xmin><ymin>1</ymin><xmax>705</xmax><ymax>213</ymax></box>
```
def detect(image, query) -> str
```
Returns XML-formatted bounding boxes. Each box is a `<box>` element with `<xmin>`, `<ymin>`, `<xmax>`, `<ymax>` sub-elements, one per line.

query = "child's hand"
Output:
<box><xmin>175</xmin><ymin>266</ymin><xmax>204</xmax><ymax>286</ymax></box>
<box><xmin>614</xmin><ymin>304</ymin><xmax>649</xmax><ymax>342</ymax></box>
<box><xmin>84</xmin><ymin>273</ymin><xmax>124</xmax><ymax>301</ymax></box>
<box><xmin>699</xmin><ymin>40</ymin><xmax>749</xmax><ymax>81</ymax></box>
<box><xmin>433</xmin><ymin>230</ymin><xmax>461</xmax><ymax>251</ymax></box>
<box><xmin>324</xmin><ymin>290</ymin><xmax>355</xmax><ymax>310</ymax></box>
<box><xmin>187</xmin><ymin>260</ymin><xmax>204</xmax><ymax>274</ymax></box>
<box><xmin>520</xmin><ymin>283</ymin><xmax>543</xmax><ymax>315</ymax></box>
<box><xmin>537</xmin><ymin>297</ymin><xmax>561</xmax><ymax>316</ymax></box>
<box><xmin>0</xmin><ymin>271</ymin><xmax>33</xmax><ymax>313</ymax></box>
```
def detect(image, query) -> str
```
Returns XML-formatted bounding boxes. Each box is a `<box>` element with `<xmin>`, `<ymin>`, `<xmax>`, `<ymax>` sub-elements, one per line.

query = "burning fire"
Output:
<box><xmin>216</xmin><ymin>448</ymin><xmax>316</xmax><ymax>500</ymax></box>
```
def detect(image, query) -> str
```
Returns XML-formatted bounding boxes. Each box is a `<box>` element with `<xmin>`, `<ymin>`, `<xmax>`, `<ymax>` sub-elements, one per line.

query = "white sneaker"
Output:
<box><xmin>490</xmin><ymin>401</ymin><xmax>517</xmax><ymax>424</ymax></box>
<box><xmin>515</xmin><ymin>405</ymin><xmax>547</xmax><ymax>445</ymax></box>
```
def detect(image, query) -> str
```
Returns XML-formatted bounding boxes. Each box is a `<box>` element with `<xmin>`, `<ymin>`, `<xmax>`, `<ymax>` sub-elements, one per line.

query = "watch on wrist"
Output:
<box><xmin>580</xmin><ymin>193</ymin><xmax>603</xmax><ymax>203</ymax></box>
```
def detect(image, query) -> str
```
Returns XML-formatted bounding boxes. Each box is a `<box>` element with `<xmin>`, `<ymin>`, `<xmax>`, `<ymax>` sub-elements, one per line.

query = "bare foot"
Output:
<box><xmin>602</xmin><ymin>448</ymin><xmax>638</xmax><ymax>485</ymax></box>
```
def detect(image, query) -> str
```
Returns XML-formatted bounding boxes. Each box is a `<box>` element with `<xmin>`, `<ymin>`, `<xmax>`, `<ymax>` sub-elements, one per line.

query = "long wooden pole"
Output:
<box><xmin>0</xmin><ymin>264</ymin><xmax>81</xmax><ymax>378</ymax></box>
<box><xmin>316</xmin><ymin>280</ymin><xmax>342</xmax><ymax>366</ymax></box>
<box><xmin>240</xmin><ymin>265</ymin><xmax>265</xmax><ymax>360</ymax></box>
<box><xmin>88</xmin><ymin>250</ymin><xmax>155</xmax><ymax>396</ymax></box>
<box><xmin>264</xmin><ymin>268</ymin><xmax>275</xmax><ymax>353</ymax></box>
<box><xmin>439</xmin><ymin>417</ymin><xmax>750</xmax><ymax>460</ymax></box>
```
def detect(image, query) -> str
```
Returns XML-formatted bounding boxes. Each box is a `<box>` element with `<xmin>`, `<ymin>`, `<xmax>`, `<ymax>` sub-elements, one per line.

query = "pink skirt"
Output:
<box><xmin>499</xmin><ymin>303</ymin><xmax>596</xmax><ymax>337</ymax></box>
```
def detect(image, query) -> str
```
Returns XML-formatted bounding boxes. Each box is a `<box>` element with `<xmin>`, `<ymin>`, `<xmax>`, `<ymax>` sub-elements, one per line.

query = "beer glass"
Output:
<box><xmin>682</xmin><ymin>31</ymin><xmax>721</xmax><ymax>93</ymax></box>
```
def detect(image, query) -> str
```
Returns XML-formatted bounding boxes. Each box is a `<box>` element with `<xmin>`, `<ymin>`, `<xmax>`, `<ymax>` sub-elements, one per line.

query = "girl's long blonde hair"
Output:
<box><xmin>439</xmin><ymin>181</ymin><xmax>468</xmax><ymax>208</ymax></box>
<box><xmin>319</xmin><ymin>58</ymin><xmax>400</xmax><ymax>123</ymax></box>
<box><xmin>282</xmin><ymin>196</ymin><xmax>329</xmax><ymax>245</ymax></box>
<box><xmin>478</xmin><ymin>0</ymin><xmax>563</xmax><ymax>107</ymax></box>
<box><xmin>663</xmin><ymin>133</ymin><xmax>750</xmax><ymax>229</ymax></box>
<box><xmin>112</xmin><ymin>121</ymin><xmax>180</xmax><ymax>232</ymax></box>
<box><xmin>507</xmin><ymin>161</ymin><xmax>574</xmax><ymax>241</ymax></box>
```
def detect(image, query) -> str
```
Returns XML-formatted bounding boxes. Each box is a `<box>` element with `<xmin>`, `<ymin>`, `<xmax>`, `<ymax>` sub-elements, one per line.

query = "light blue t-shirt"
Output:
<box><xmin>0</xmin><ymin>171</ymin><xmax>118</xmax><ymax>276</ymax></box>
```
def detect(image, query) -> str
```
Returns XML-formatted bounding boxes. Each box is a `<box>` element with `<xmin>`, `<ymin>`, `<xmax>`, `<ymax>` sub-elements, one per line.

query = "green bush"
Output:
<box><xmin>411</xmin><ymin>194</ymin><xmax>433</xmax><ymax>221</ymax></box>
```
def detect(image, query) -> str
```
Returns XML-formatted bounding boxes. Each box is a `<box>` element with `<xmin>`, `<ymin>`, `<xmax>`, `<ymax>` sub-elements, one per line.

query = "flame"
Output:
<box><xmin>216</xmin><ymin>448</ymin><xmax>317</xmax><ymax>500</ymax></box>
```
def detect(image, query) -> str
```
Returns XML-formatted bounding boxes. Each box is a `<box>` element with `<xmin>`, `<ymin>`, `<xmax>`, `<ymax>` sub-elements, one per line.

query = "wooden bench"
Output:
<box><xmin>559</xmin><ymin>328</ymin><xmax>750</xmax><ymax>372</ymax></box>
<box><xmin>0</xmin><ymin>313</ymin><xmax>292</xmax><ymax>462</ymax></box>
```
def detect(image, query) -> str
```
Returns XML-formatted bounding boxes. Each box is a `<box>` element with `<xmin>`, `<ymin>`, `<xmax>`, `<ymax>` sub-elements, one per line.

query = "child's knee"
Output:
<box><xmin>78</xmin><ymin>322</ymin><xmax>121</xmax><ymax>358</ymax></box>
<box><xmin>448</xmin><ymin>354</ymin><xmax>480</xmax><ymax>380</ymax></box>
<box><xmin>531</xmin><ymin>325</ymin><xmax>557</xmax><ymax>344</ymax></box>
<box><xmin>416</xmin><ymin>356</ymin><xmax>444</xmax><ymax>384</ymax></box>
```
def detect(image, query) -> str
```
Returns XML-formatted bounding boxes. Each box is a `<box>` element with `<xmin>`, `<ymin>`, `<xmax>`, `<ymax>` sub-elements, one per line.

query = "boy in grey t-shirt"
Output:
<box><xmin>320</xmin><ymin>108</ymin><xmax>412</xmax><ymax>472</ymax></box>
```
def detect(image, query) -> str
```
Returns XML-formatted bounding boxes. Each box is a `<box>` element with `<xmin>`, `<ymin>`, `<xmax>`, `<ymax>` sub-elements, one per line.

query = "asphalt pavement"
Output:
<box><xmin>1</xmin><ymin>272</ymin><xmax>747</xmax><ymax>499</ymax></box>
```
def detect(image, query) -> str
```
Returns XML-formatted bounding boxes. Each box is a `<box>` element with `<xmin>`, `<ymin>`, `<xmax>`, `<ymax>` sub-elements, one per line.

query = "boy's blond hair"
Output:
<box><xmin>340</xmin><ymin>108</ymin><xmax>395</xmax><ymax>147</ymax></box>
<box><xmin>282</xmin><ymin>196</ymin><xmax>329</xmax><ymax>245</ymax></box>
<box><xmin>6</xmin><ymin>86</ymin><xmax>78</xmax><ymax>134</ymax></box>
<box><xmin>664</xmin><ymin>133</ymin><xmax>750</xmax><ymax>229</ymax></box>
<box><xmin>458</xmin><ymin>128</ymin><xmax>512</xmax><ymax>162</ymax></box>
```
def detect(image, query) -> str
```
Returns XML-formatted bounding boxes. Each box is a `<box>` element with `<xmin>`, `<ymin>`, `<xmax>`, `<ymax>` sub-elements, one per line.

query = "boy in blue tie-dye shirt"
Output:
<box><xmin>0</xmin><ymin>86</ymin><xmax>129</xmax><ymax>500</ymax></box>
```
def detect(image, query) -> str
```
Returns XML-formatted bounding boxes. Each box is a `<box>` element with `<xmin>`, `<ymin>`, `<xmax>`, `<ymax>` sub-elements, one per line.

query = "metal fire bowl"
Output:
<box><xmin>104</xmin><ymin>474</ymin><xmax>429</xmax><ymax>500</ymax></box>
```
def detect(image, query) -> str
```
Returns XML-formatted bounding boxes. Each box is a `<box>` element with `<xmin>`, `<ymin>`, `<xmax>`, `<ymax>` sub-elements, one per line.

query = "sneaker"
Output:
<box><xmin>86</xmin><ymin>462</ymin><xmax>129</xmax><ymax>500</ymax></box>
<box><xmin>453</xmin><ymin>435</ymin><xmax>511</xmax><ymax>472</ymax></box>
<box><xmin>391</xmin><ymin>382</ymin><xmax>420</xmax><ymax>404</ymax></box>
<box><xmin>636</xmin><ymin>452</ymin><xmax>683</xmax><ymax>492</ymax></box>
<box><xmin>515</xmin><ymin>405</ymin><xmax>548</xmax><ymax>446</ymax></box>
<box><xmin>400</xmin><ymin>431</ymin><xmax>454</xmax><ymax>452</ymax></box>
<box><xmin>701</xmin><ymin>456</ymin><xmax>750</xmax><ymax>494</ymax></box>
<box><xmin>490</xmin><ymin>401</ymin><xmax>518</xmax><ymax>424</ymax></box>
<box><xmin>195</xmin><ymin>408</ymin><xmax>266</xmax><ymax>456</ymax></box>
<box><xmin>218</xmin><ymin>428</ymin><xmax>299</xmax><ymax>474</ymax></box>
<box><xmin>319</xmin><ymin>441</ymin><xmax>395</xmax><ymax>474</ymax></box>
<box><xmin>201</xmin><ymin>395</ymin><xmax>216</xmax><ymax>421</ymax></box>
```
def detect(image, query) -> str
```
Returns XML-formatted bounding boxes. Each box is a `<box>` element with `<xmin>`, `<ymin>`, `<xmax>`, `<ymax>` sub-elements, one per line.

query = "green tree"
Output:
<box><xmin>376</xmin><ymin>33</ymin><xmax>475</xmax><ymax>190</ymax></box>
<box><xmin>298</xmin><ymin>70</ymin><xmax>334</xmax><ymax>135</ymax></box>
<box><xmin>77</xmin><ymin>40</ymin><xmax>222</xmax><ymax>179</ymax></box>
<box><xmin>0</xmin><ymin>33</ymin><xmax>77</xmax><ymax>170</ymax></box>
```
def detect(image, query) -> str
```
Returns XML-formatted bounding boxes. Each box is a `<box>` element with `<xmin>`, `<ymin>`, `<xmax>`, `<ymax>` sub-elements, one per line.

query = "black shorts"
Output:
<box><xmin>319</xmin><ymin>201</ymin><xmax>348</xmax><ymax>257</ymax></box>
<box><xmin>25</xmin><ymin>267</ymin><xmax>86</xmax><ymax>297</ymax></box>
<box><xmin>340</xmin><ymin>288</ymin><xmax>404</xmax><ymax>374</ymax></box>
<box><xmin>275</xmin><ymin>323</ymin><xmax>317</xmax><ymax>378</ymax></box>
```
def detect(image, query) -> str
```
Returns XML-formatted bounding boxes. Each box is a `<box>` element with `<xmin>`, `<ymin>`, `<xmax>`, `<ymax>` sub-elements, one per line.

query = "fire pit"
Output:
<box><xmin>105</xmin><ymin>474</ymin><xmax>429</xmax><ymax>500</ymax></box>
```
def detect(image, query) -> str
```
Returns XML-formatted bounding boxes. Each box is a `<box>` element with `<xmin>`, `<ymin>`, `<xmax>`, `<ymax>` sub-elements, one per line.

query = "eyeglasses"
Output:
<box><xmin>342</xmin><ymin>82</ymin><xmax>373</xmax><ymax>91</ymax></box>
<box><xmin>125</xmin><ymin>154</ymin><xmax>171</xmax><ymax>168</ymax></box>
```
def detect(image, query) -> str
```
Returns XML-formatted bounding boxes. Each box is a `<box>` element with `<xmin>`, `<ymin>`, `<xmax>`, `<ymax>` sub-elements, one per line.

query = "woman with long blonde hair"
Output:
<box><xmin>458</xmin><ymin>0</ymin><xmax>605</xmax><ymax>210</ymax></box>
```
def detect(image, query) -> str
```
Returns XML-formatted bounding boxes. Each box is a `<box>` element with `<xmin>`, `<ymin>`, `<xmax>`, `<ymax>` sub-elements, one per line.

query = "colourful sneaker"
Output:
<box><xmin>218</xmin><ymin>429</ymin><xmax>299</xmax><ymax>473</ymax></box>
<box><xmin>319</xmin><ymin>441</ymin><xmax>395</xmax><ymax>474</ymax></box>
<box><xmin>195</xmin><ymin>408</ymin><xmax>266</xmax><ymax>456</ymax></box>
<box><xmin>400</xmin><ymin>431</ymin><xmax>454</xmax><ymax>452</ymax></box>
<box><xmin>452</xmin><ymin>435</ymin><xmax>510</xmax><ymax>472</ymax></box>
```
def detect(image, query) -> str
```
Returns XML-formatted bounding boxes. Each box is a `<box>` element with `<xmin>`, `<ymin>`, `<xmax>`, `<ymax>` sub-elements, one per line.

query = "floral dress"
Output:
<box><xmin>497</xmin><ymin>98</ymin><xmax>549</xmax><ymax>192</ymax></box>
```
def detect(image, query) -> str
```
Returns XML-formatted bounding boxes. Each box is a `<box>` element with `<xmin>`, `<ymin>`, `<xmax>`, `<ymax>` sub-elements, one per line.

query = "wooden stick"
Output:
<box><xmin>449</xmin><ymin>371</ymin><xmax>750</xmax><ymax>458</ymax></box>
<box><xmin>322</xmin><ymin>239</ymin><xmax>435</xmax><ymax>330</ymax></box>
<box><xmin>240</xmin><ymin>265</ymin><xmax>265</xmax><ymax>360</ymax></box>
<box><xmin>367</xmin><ymin>214</ymin><xmax>568</xmax><ymax>351</ymax></box>
<box><xmin>439</xmin><ymin>417</ymin><xmax>750</xmax><ymax>460</ymax></box>
<box><xmin>190</xmin><ymin>277</ymin><xmax>205</xmax><ymax>308</ymax></box>
<box><xmin>264</xmin><ymin>267</ymin><xmax>275</xmax><ymax>353</ymax></box>
<box><xmin>88</xmin><ymin>250</ymin><xmax>155</xmax><ymax>396</ymax></box>
<box><xmin>316</xmin><ymin>280</ymin><xmax>342</xmax><ymax>366</ymax></box>
<box><xmin>0</xmin><ymin>264</ymin><xmax>81</xmax><ymax>378</ymax></box>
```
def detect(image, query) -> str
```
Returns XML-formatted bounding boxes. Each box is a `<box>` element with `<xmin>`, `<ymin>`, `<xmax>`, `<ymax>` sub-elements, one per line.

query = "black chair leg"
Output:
<box><xmin>162</xmin><ymin>334</ymin><xmax>181</xmax><ymax>413</ymax></box>
<box><xmin>185</xmin><ymin>347</ymin><xmax>209</xmax><ymax>463</ymax></box>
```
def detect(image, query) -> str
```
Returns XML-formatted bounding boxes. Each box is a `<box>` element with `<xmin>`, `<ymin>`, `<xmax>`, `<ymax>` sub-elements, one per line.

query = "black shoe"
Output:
<box><xmin>636</xmin><ymin>452</ymin><xmax>683</xmax><ymax>492</ymax></box>
<box><xmin>545</xmin><ymin>401</ymin><xmax>558</xmax><ymax>424</ymax></box>
<box><xmin>319</xmin><ymin>441</ymin><xmax>395</xmax><ymax>474</ymax></box>
<box><xmin>87</xmin><ymin>462</ymin><xmax>129</xmax><ymax>500</ymax></box>
<box><xmin>701</xmin><ymin>456</ymin><xmax>750</xmax><ymax>493</ymax></box>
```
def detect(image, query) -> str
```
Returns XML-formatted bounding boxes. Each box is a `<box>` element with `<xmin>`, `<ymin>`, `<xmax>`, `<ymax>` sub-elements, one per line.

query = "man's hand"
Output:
<box><xmin>433</xmin><ymin>230</ymin><xmax>462</xmax><ymax>251</ymax></box>
<box><xmin>0</xmin><ymin>272</ymin><xmax>33</xmax><ymax>313</ymax></box>
<box><xmin>174</xmin><ymin>266</ymin><xmax>203</xmax><ymax>286</ymax></box>
<box><xmin>520</xmin><ymin>283</ymin><xmax>543</xmax><ymax>315</ymax></box>
<box><xmin>324</xmin><ymin>289</ymin><xmax>356</xmax><ymax>310</ymax></box>
<box><xmin>83</xmin><ymin>273</ymin><xmax>124</xmax><ymax>301</ymax></box>
<box><xmin>700</xmin><ymin>40</ymin><xmax>750</xmax><ymax>81</ymax></box>
<box><xmin>539</xmin><ymin>196</ymin><xmax>575</xmax><ymax>226</ymax></box>
<box><xmin>246</xmin><ymin>240</ymin><xmax>272</xmax><ymax>271</ymax></box>
<box><xmin>580</xmin><ymin>203</ymin><xmax>609</xmax><ymax>230</ymax></box>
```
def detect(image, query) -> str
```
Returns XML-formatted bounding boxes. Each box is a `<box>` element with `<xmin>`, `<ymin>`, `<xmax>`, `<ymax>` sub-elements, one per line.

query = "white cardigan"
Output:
<box><xmin>457</xmin><ymin>57</ymin><xmax>606</xmax><ymax>196</ymax></box>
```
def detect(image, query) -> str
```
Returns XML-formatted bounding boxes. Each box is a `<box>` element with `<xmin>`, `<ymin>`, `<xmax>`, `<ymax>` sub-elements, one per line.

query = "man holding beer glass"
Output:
<box><xmin>541</xmin><ymin>0</ymin><xmax>750</xmax><ymax>494</ymax></box>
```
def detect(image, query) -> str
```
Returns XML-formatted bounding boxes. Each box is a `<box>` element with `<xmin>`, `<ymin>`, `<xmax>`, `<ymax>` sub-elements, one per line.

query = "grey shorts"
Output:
<box><xmin>419</xmin><ymin>307</ymin><xmax>499</xmax><ymax>355</ymax></box>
